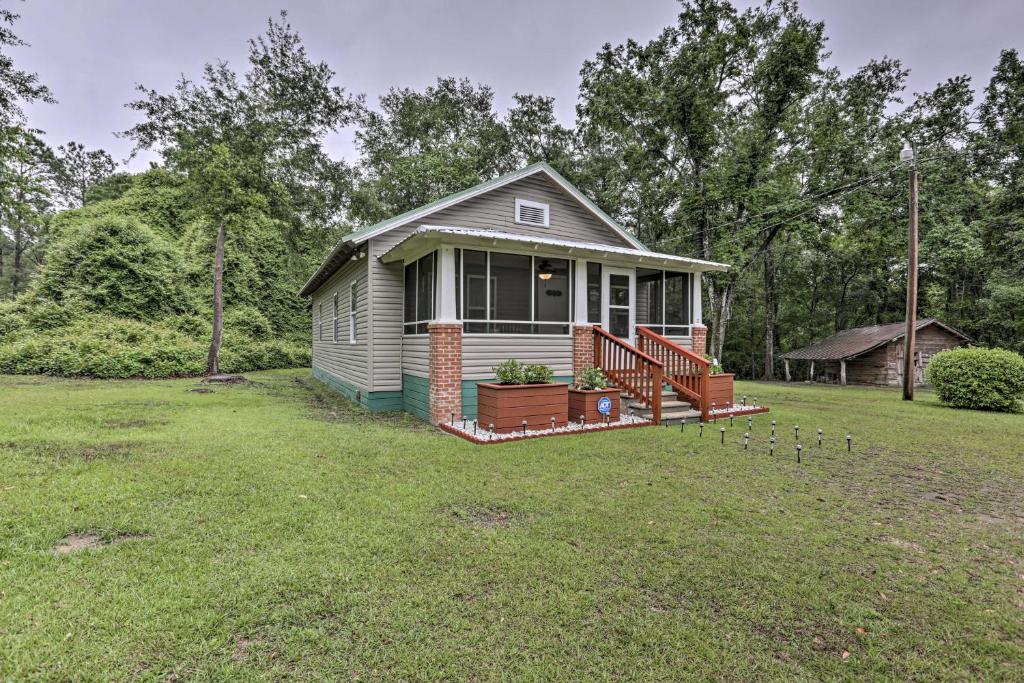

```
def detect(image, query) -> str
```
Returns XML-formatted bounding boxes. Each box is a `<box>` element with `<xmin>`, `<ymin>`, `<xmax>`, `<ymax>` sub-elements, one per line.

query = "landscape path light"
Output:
<box><xmin>771</xmin><ymin>420</ymin><xmax>777</xmax><ymax>436</ymax></box>
<box><xmin>720</xmin><ymin>427</ymin><xmax>726</xmax><ymax>444</ymax></box>
<box><xmin>847</xmin><ymin>434</ymin><xmax>852</xmax><ymax>451</ymax></box>
<box><xmin>769</xmin><ymin>436</ymin><xmax>776</xmax><ymax>456</ymax></box>
<box><xmin>699</xmin><ymin>422</ymin><xmax>704</xmax><ymax>437</ymax></box>
<box><xmin>680</xmin><ymin>418</ymin><xmax>686</xmax><ymax>433</ymax></box>
<box><xmin>743</xmin><ymin>433</ymin><xmax>750</xmax><ymax>450</ymax></box>
<box><xmin>796</xmin><ymin>444</ymin><xmax>802</xmax><ymax>463</ymax></box>
<box><xmin>795</xmin><ymin>425</ymin><xmax>800</xmax><ymax>440</ymax></box>
<box><xmin>817</xmin><ymin>428</ymin><xmax>823</xmax><ymax>447</ymax></box>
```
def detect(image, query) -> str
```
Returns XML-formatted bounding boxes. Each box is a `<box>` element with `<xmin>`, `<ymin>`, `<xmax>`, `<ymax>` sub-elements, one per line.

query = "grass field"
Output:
<box><xmin>1</xmin><ymin>370</ymin><xmax>1021</xmax><ymax>681</ymax></box>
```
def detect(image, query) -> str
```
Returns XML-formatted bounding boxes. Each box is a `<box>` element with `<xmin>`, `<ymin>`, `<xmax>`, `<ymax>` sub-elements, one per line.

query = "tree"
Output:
<box><xmin>0</xmin><ymin>7</ymin><xmax>54</xmax><ymax>126</ymax></box>
<box><xmin>577</xmin><ymin>0</ymin><xmax>827</xmax><ymax>363</ymax></box>
<box><xmin>51</xmin><ymin>141</ymin><xmax>116</xmax><ymax>209</ymax></box>
<box><xmin>0</xmin><ymin>126</ymin><xmax>53</xmax><ymax>296</ymax></box>
<box><xmin>124</xmin><ymin>12</ymin><xmax>358</xmax><ymax>374</ymax></box>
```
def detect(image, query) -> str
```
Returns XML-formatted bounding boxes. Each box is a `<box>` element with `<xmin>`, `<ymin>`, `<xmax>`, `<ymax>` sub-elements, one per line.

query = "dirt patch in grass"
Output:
<box><xmin>232</xmin><ymin>634</ymin><xmax>265</xmax><ymax>663</ymax></box>
<box><xmin>446</xmin><ymin>504</ymin><xmax>518</xmax><ymax>529</ymax></box>
<box><xmin>53</xmin><ymin>531</ymin><xmax>150</xmax><ymax>555</ymax></box>
<box><xmin>101</xmin><ymin>417</ymin><xmax>169</xmax><ymax>429</ymax></box>
<box><xmin>1</xmin><ymin>440</ymin><xmax>144</xmax><ymax>462</ymax></box>
<box><xmin>188</xmin><ymin>387</ymin><xmax>215</xmax><ymax>394</ymax></box>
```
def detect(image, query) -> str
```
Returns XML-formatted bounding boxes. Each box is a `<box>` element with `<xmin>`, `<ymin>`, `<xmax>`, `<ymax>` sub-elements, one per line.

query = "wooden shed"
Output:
<box><xmin>781</xmin><ymin>318</ymin><xmax>970</xmax><ymax>387</ymax></box>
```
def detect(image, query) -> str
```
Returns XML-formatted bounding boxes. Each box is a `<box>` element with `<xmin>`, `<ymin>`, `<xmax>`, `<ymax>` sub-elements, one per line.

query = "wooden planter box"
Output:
<box><xmin>568</xmin><ymin>388</ymin><xmax>620</xmax><ymax>424</ymax></box>
<box><xmin>707</xmin><ymin>373</ymin><xmax>735</xmax><ymax>409</ymax></box>
<box><xmin>476</xmin><ymin>382</ymin><xmax>569</xmax><ymax>434</ymax></box>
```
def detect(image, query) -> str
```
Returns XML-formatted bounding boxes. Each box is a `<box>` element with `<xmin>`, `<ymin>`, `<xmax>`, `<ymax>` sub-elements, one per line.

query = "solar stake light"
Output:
<box><xmin>699</xmin><ymin>422</ymin><xmax>704</xmax><ymax>437</ymax></box>
<box><xmin>680</xmin><ymin>418</ymin><xmax>686</xmax><ymax>432</ymax></box>
<box><xmin>729</xmin><ymin>413</ymin><xmax>734</xmax><ymax>427</ymax></box>
<box><xmin>450</xmin><ymin>412</ymin><xmax>455</xmax><ymax>426</ymax></box>
<box><xmin>769</xmin><ymin>436</ymin><xmax>776</xmax><ymax>456</ymax></box>
<box><xmin>753</xmin><ymin>397</ymin><xmax>758</xmax><ymax>408</ymax></box>
<box><xmin>747</xmin><ymin>415</ymin><xmax>753</xmax><ymax>429</ymax></box>
<box><xmin>720</xmin><ymin>427</ymin><xmax>726</xmax><ymax>444</ymax></box>
<box><xmin>795</xmin><ymin>425</ymin><xmax>800</xmax><ymax>440</ymax></box>
<box><xmin>771</xmin><ymin>420</ymin><xmax>777</xmax><ymax>436</ymax></box>
<box><xmin>473</xmin><ymin>420</ymin><xmax>478</xmax><ymax>436</ymax></box>
<box><xmin>522</xmin><ymin>419</ymin><xmax>528</xmax><ymax>434</ymax></box>
<box><xmin>847</xmin><ymin>434</ymin><xmax>852</xmax><ymax>451</ymax></box>
<box><xmin>743</xmin><ymin>433</ymin><xmax>750</xmax><ymax>450</ymax></box>
<box><xmin>742</xmin><ymin>395</ymin><xmax>747</xmax><ymax>406</ymax></box>
<box><xmin>796</xmin><ymin>444</ymin><xmax>803</xmax><ymax>463</ymax></box>
<box><xmin>712</xmin><ymin>402</ymin><xmax>717</xmax><ymax>422</ymax></box>
<box><xmin>817</xmin><ymin>428</ymin><xmax>823</xmax><ymax>447</ymax></box>
<box><xmin>551</xmin><ymin>417</ymin><xmax>556</xmax><ymax>433</ymax></box>
<box><xmin>580</xmin><ymin>414</ymin><xmax>586</xmax><ymax>426</ymax></box>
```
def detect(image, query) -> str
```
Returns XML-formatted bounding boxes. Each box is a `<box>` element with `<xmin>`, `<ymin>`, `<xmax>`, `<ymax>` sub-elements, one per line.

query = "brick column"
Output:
<box><xmin>428</xmin><ymin>322</ymin><xmax>462</xmax><ymax>425</ymax></box>
<box><xmin>691</xmin><ymin>324</ymin><xmax>708</xmax><ymax>358</ymax></box>
<box><xmin>573</xmin><ymin>325</ymin><xmax>594</xmax><ymax>379</ymax></box>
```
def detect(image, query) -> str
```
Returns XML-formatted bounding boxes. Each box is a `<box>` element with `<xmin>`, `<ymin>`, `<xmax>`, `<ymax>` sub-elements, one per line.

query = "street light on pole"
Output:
<box><xmin>900</xmin><ymin>141</ymin><xmax>918</xmax><ymax>401</ymax></box>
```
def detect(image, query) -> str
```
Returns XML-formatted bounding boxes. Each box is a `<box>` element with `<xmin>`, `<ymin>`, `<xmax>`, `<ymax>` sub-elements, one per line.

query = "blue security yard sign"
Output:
<box><xmin>597</xmin><ymin>396</ymin><xmax>612</xmax><ymax>415</ymax></box>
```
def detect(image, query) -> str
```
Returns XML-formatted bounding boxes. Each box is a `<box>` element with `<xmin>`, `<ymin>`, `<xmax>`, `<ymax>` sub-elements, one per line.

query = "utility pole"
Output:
<box><xmin>901</xmin><ymin>142</ymin><xmax>918</xmax><ymax>401</ymax></box>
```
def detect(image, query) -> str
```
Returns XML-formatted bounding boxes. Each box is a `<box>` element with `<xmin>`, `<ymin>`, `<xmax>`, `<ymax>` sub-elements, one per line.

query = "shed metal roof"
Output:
<box><xmin>781</xmin><ymin>318</ymin><xmax>970</xmax><ymax>361</ymax></box>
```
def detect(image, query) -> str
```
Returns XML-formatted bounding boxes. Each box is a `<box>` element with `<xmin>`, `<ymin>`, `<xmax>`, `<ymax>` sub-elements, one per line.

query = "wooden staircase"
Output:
<box><xmin>593</xmin><ymin>326</ymin><xmax>712</xmax><ymax>424</ymax></box>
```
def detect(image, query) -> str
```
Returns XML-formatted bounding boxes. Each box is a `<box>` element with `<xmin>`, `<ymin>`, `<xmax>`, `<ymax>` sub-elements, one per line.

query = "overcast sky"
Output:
<box><xmin>12</xmin><ymin>0</ymin><xmax>1024</xmax><ymax>171</ymax></box>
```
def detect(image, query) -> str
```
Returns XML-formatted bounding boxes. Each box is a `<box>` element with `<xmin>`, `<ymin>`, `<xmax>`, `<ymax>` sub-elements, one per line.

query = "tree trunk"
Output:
<box><xmin>206</xmin><ymin>219</ymin><xmax>226</xmax><ymax>375</ymax></box>
<box><xmin>12</xmin><ymin>221</ymin><xmax>24</xmax><ymax>295</ymax></box>
<box><xmin>763</xmin><ymin>248</ymin><xmax>778</xmax><ymax>380</ymax></box>
<box><xmin>708</xmin><ymin>280</ymin><xmax>733</xmax><ymax>363</ymax></box>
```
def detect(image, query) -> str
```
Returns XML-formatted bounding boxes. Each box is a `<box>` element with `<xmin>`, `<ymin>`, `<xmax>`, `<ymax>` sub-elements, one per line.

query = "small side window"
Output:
<box><xmin>332</xmin><ymin>293</ymin><xmax>340</xmax><ymax>342</ymax></box>
<box><xmin>349</xmin><ymin>281</ymin><xmax>358</xmax><ymax>344</ymax></box>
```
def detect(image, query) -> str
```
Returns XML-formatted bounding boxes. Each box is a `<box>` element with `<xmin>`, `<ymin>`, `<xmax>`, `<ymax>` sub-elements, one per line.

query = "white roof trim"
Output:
<box><xmin>381</xmin><ymin>226</ymin><xmax>730</xmax><ymax>271</ymax></box>
<box><xmin>343</xmin><ymin>162</ymin><xmax>647</xmax><ymax>250</ymax></box>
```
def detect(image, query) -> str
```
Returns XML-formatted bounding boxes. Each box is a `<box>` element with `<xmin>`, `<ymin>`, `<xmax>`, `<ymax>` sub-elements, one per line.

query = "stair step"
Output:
<box><xmin>628</xmin><ymin>399</ymin><xmax>693</xmax><ymax>412</ymax></box>
<box><xmin>652</xmin><ymin>409</ymin><xmax>702</xmax><ymax>425</ymax></box>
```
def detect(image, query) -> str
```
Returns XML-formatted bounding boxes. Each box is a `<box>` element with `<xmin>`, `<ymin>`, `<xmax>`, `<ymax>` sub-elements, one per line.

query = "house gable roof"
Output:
<box><xmin>299</xmin><ymin>162</ymin><xmax>646</xmax><ymax>296</ymax></box>
<box><xmin>781</xmin><ymin>318</ymin><xmax>971</xmax><ymax>361</ymax></box>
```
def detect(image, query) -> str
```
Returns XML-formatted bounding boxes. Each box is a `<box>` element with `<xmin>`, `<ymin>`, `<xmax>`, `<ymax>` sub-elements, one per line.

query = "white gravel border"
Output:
<box><xmin>445</xmin><ymin>414</ymin><xmax>652</xmax><ymax>442</ymax></box>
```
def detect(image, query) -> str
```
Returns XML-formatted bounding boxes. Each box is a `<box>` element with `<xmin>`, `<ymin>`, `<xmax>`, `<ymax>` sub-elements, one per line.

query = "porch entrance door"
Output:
<box><xmin>602</xmin><ymin>267</ymin><xmax>635</xmax><ymax>344</ymax></box>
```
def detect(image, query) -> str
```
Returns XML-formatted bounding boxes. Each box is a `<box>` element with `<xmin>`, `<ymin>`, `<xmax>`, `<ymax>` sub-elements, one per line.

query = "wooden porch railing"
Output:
<box><xmin>593</xmin><ymin>326</ymin><xmax>663</xmax><ymax>424</ymax></box>
<box><xmin>636</xmin><ymin>326</ymin><xmax>711</xmax><ymax>421</ymax></box>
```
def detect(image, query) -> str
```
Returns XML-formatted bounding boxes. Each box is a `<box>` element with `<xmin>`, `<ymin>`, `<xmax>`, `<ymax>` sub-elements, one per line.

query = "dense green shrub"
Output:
<box><xmin>224</xmin><ymin>305</ymin><xmax>273</xmax><ymax>340</ymax></box>
<box><xmin>926</xmin><ymin>347</ymin><xmax>1024</xmax><ymax>412</ymax></box>
<box><xmin>575</xmin><ymin>367</ymin><xmax>609</xmax><ymax>390</ymax></box>
<box><xmin>34</xmin><ymin>216</ymin><xmax>194</xmax><ymax>320</ymax></box>
<box><xmin>0</xmin><ymin>313</ymin><xmax>310</xmax><ymax>379</ymax></box>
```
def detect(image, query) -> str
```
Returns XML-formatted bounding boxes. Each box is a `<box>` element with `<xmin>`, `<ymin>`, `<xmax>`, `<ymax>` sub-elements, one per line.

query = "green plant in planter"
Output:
<box><xmin>575</xmin><ymin>367</ymin><xmax>609</xmax><ymax>390</ymax></box>
<box><xmin>703</xmin><ymin>354</ymin><xmax>724</xmax><ymax>374</ymax></box>
<box><xmin>493</xmin><ymin>359</ymin><xmax>526</xmax><ymax>385</ymax></box>
<box><xmin>523</xmin><ymin>363</ymin><xmax>554</xmax><ymax>384</ymax></box>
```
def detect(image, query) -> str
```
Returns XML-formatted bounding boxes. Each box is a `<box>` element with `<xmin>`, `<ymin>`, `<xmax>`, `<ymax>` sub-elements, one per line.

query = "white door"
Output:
<box><xmin>602</xmin><ymin>267</ymin><xmax>635</xmax><ymax>344</ymax></box>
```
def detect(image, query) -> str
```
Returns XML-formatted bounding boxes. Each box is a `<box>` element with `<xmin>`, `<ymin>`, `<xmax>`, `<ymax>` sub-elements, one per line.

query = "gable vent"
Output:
<box><xmin>515</xmin><ymin>198</ymin><xmax>549</xmax><ymax>227</ymax></box>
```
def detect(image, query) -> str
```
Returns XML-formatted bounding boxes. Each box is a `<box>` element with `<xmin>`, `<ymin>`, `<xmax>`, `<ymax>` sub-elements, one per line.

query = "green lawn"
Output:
<box><xmin>1</xmin><ymin>371</ymin><xmax>1021</xmax><ymax>681</ymax></box>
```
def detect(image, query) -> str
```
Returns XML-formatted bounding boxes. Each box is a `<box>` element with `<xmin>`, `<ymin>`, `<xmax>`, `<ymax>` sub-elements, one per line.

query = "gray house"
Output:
<box><xmin>300</xmin><ymin>162</ymin><xmax>728</xmax><ymax>424</ymax></box>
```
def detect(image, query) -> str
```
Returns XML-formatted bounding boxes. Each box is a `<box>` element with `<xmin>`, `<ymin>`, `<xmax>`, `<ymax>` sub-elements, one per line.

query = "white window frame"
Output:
<box><xmin>349</xmin><ymin>281</ymin><xmax>358</xmax><ymax>344</ymax></box>
<box><xmin>514</xmin><ymin>198</ymin><xmax>550</xmax><ymax>227</ymax></box>
<box><xmin>317</xmin><ymin>302</ymin><xmax>324</xmax><ymax>341</ymax></box>
<box><xmin>456</xmin><ymin>247</ymin><xmax>573</xmax><ymax>336</ymax></box>
<box><xmin>332</xmin><ymin>292</ymin><xmax>340</xmax><ymax>343</ymax></box>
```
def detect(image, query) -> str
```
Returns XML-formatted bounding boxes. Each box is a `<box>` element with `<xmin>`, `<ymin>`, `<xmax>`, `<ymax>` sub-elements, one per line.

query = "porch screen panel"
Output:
<box><xmin>490</xmin><ymin>253</ymin><xmax>531</xmax><ymax>334</ymax></box>
<box><xmin>586</xmin><ymin>262</ymin><xmax>602</xmax><ymax>324</ymax></box>
<box><xmin>664</xmin><ymin>271</ymin><xmax>690</xmax><ymax>335</ymax></box>
<box><xmin>403</xmin><ymin>252</ymin><xmax>436</xmax><ymax>334</ymax></box>
<box><xmin>636</xmin><ymin>268</ymin><xmax>663</xmax><ymax>331</ymax></box>
<box><xmin>534</xmin><ymin>257</ymin><xmax>570</xmax><ymax>334</ymax></box>
<box><xmin>462</xmin><ymin>249</ymin><xmax>488</xmax><ymax>333</ymax></box>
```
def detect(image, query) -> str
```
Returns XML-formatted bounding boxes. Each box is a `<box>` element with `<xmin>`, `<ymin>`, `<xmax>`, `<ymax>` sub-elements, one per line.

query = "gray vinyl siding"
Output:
<box><xmin>423</xmin><ymin>175</ymin><xmax>635</xmax><ymax>247</ymax></box>
<box><xmin>365</xmin><ymin>174</ymin><xmax>633</xmax><ymax>391</ymax></box>
<box><xmin>311</xmin><ymin>256</ymin><xmax>369</xmax><ymax>390</ymax></box>
<box><xmin>462</xmin><ymin>335</ymin><xmax>573</xmax><ymax>380</ymax></box>
<box><xmin>401</xmin><ymin>334</ymin><xmax>430</xmax><ymax>378</ymax></box>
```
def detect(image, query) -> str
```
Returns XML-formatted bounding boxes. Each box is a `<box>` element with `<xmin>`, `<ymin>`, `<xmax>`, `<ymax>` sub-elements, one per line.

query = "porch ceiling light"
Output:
<box><xmin>537</xmin><ymin>259</ymin><xmax>554</xmax><ymax>280</ymax></box>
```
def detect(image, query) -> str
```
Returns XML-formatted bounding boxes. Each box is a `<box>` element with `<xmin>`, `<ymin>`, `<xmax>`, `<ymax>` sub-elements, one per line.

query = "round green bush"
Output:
<box><xmin>926</xmin><ymin>347</ymin><xmax>1024</xmax><ymax>412</ymax></box>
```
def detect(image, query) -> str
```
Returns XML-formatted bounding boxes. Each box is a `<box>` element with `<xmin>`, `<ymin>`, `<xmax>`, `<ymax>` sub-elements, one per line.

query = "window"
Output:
<box><xmin>403</xmin><ymin>252</ymin><xmax>435</xmax><ymax>334</ymax></box>
<box><xmin>635</xmin><ymin>270</ymin><xmax>692</xmax><ymax>336</ymax></box>
<box><xmin>332</xmin><ymin>292</ymin><xmax>340</xmax><ymax>342</ymax></box>
<box><xmin>459</xmin><ymin>248</ymin><xmax>571</xmax><ymax>334</ymax></box>
<box><xmin>349</xmin><ymin>281</ymin><xmax>358</xmax><ymax>343</ymax></box>
<box><xmin>317</xmin><ymin>302</ymin><xmax>324</xmax><ymax>341</ymax></box>
<box><xmin>587</xmin><ymin>262</ymin><xmax>602</xmax><ymax>323</ymax></box>
<box><xmin>515</xmin><ymin>198</ymin><xmax>549</xmax><ymax>227</ymax></box>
